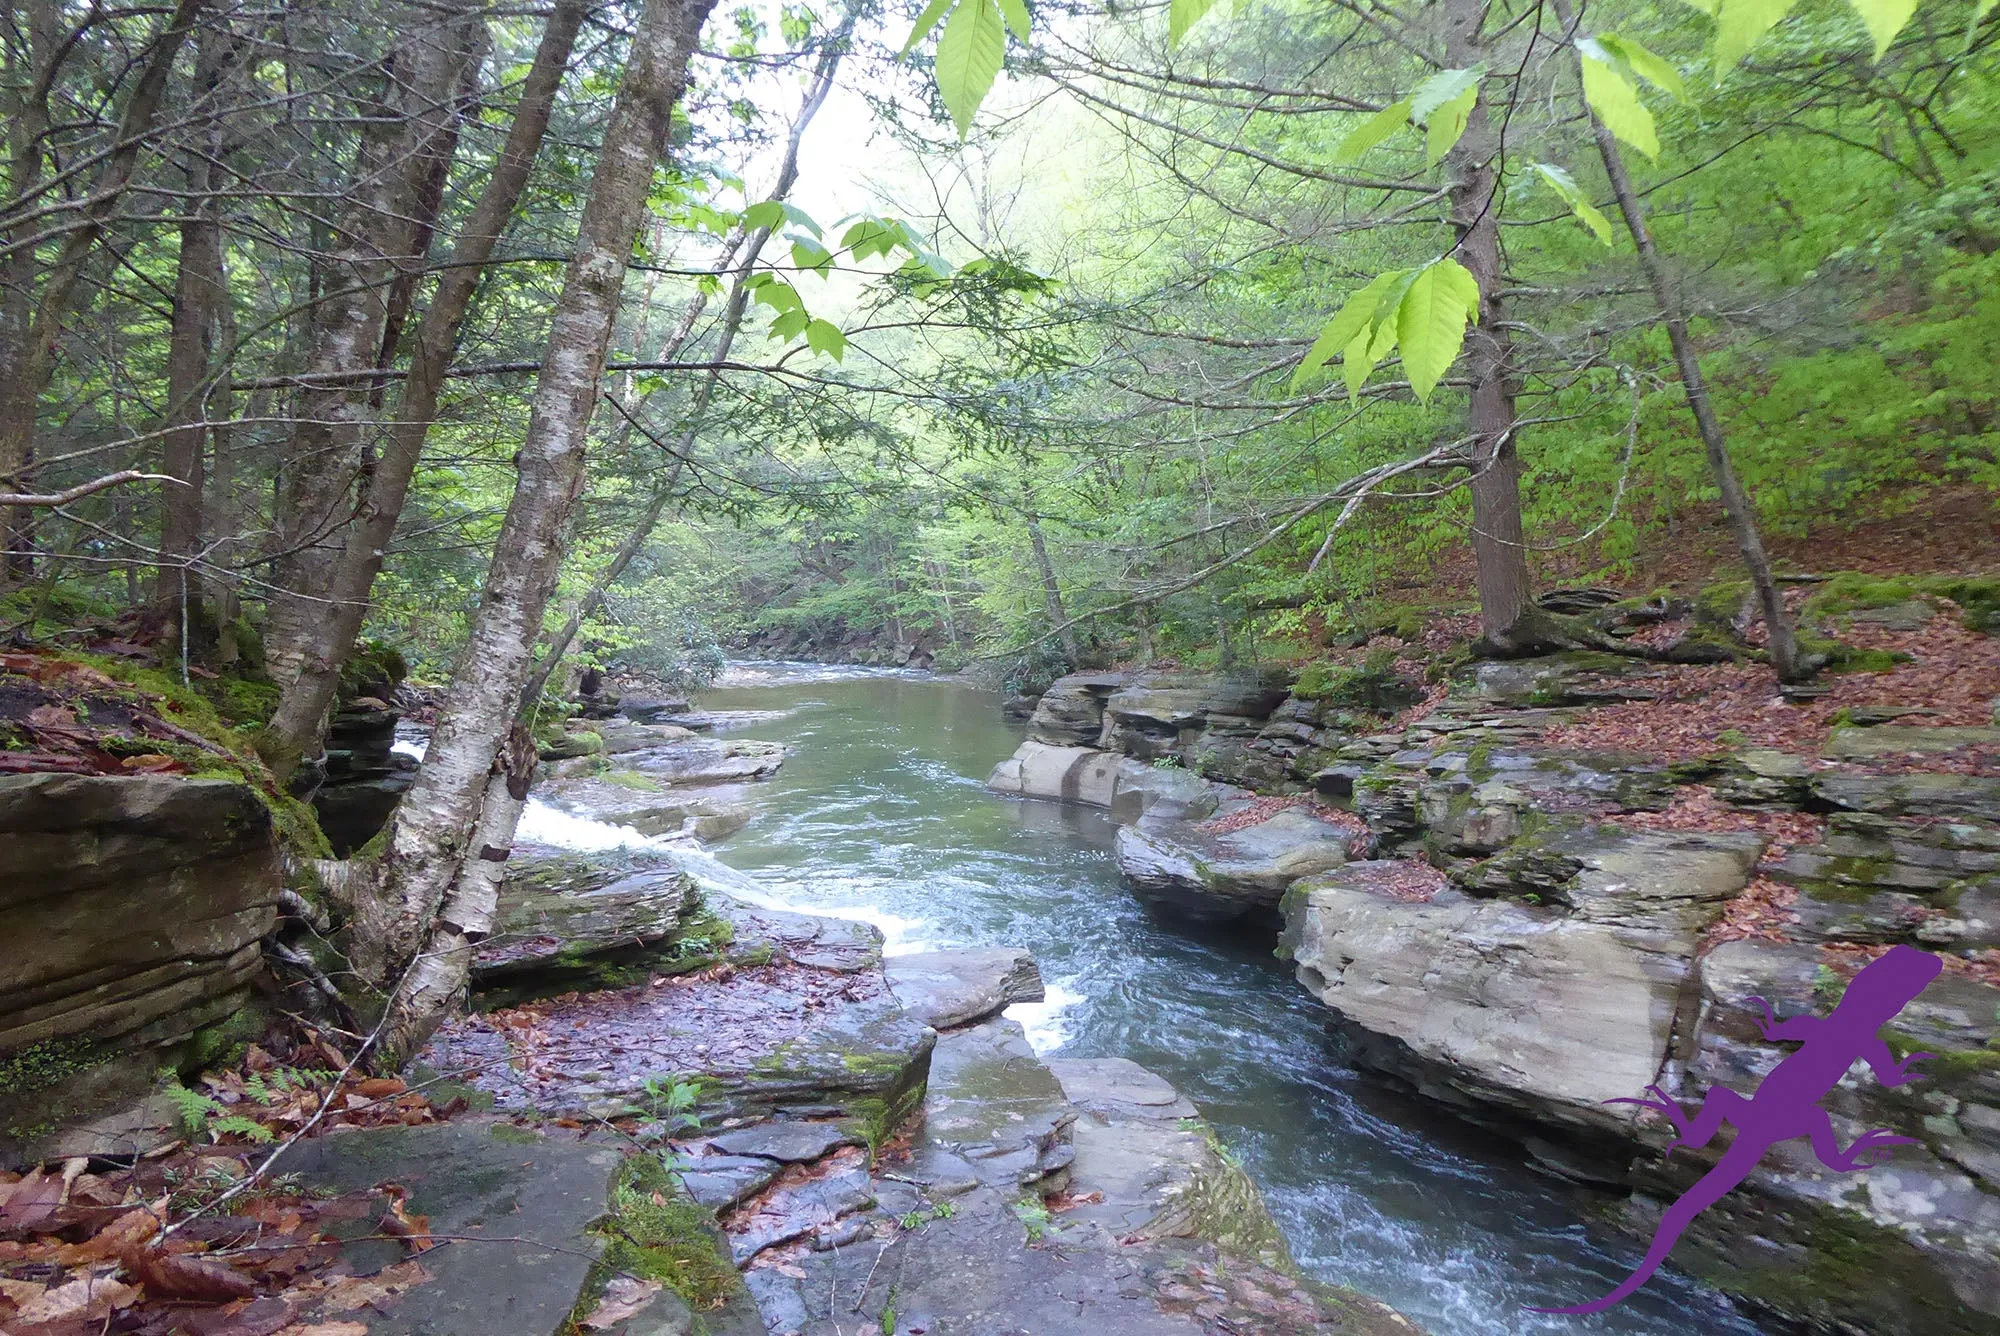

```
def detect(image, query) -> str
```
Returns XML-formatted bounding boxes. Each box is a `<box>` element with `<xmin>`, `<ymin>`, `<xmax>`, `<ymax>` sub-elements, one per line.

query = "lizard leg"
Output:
<box><xmin>1857</xmin><ymin>1035</ymin><xmax>1933</xmax><ymax>1089</ymax></box>
<box><xmin>1744</xmin><ymin>994</ymin><xmax>1822</xmax><ymax>1043</ymax></box>
<box><xmin>1605</xmin><ymin>1084</ymin><xmax>1748</xmax><ymax>1154</ymax></box>
<box><xmin>1808</xmin><ymin>1114</ymin><xmax>1920</xmax><ymax>1172</ymax></box>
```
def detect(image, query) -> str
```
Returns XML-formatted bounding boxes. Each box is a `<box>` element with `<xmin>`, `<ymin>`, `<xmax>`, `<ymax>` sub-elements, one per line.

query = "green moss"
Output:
<box><xmin>1693</xmin><ymin>579</ymin><xmax>1752</xmax><ymax>627</ymax></box>
<box><xmin>0</xmin><ymin>1037</ymin><xmax>113</xmax><ymax>1098</ymax></box>
<box><xmin>337</xmin><ymin>639</ymin><xmax>408</xmax><ymax>704</ymax></box>
<box><xmin>181</xmin><ymin>1006</ymin><xmax>266</xmax><ymax>1076</ymax></box>
<box><xmin>487</xmin><ymin>1122</ymin><xmax>546</xmax><ymax>1145</ymax></box>
<box><xmin>1795</xmin><ymin>633</ymin><xmax>1912</xmax><ymax>676</ymax></box>
<box><xmin>1801</xmin><ymin>573</ymin><xmax>1922</xmax><ymax>619</ymax></box>
<box><xmin>601</xmin><ymin>768</ymin><xmax>661</xmax><ymax>791</ymax></box>
<box><xmin>1918</xmin><ymin>575</ymin><xmax>2000</xmax><ymax>634</ymax></box>
<box><xmin>1293</xmin><ymin>649</ymin><xmax>1421</xmax><ymax>713</ymax></box>
<box><xmin>567</xmin><ymin>1156</ymin><xmax>742</xmax><ymax>1332</ymax></box>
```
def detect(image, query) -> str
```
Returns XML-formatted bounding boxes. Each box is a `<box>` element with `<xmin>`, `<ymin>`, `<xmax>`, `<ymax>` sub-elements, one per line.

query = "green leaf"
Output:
<box><xmin>805</xmin><ymin>318</ymin><xmax>848</xmax><ymax>361</ymax></box>
<box><xmin>752</xmin><ymin>278</ymin><xmax>804</xmax><ymax>313</ymax></box>
<box><xmin>997</xmin><ymin>0</ymin><xmax>1031</xmax><ymax>40</ymax></box>
<box><xmin>1712</xmin><ymin>0</ymin><xmax>1796</xmax><ymax>71</ymax></box>
<box><xmin>1581</xmin><ymin>53</ymin><xmax>1658</xmax><ymax>158</ymax></box>
<box><xmin>1410</xmin><ymin>68</ymin><xmax>1483</xmax><ymax>124</ymax></box>
<box><xmin>1531</xmin><ymin>163</ymin><xmax>1614</xmax><ymax>245</ymax></box>
<box><xmin>1970</xmin><ymin>0</ymin><xmax>1997</xmax><ymax>51</ymax></box>
<box><xmin>1169</xmin><ymin>0</ymin><xmax>1226</xmax><ymax>45</ymax></box>
<box><xmin>770</xmin><ymin>307</ymin><xmax>810</xmax><ymax>340</ymax></box>
<box><xmin>1426</xmin><ymin>84</ymin><xmax>1477</xmax><ymax>165</ymax></box>
<box><xmin>1291</xmin><ymin>268</ymin><xmax>1411</xmax><ymax>388</ymax></box>
<box><xmin>1845</xmin><ymin>0</ymin><xmax>1917</xmax><ymax>57</ymax></box>
<box><xmin>900</xmin><ymin>0</ymin><xmax>955</xmax><ymax>57</ymax></box>
<box><xmin>791</xmin><ymin>237</ymin><xmax>835</xmax><ymax>275</ymax></box>
<box><xmin>743</xmin><ymin>200</ymin><xmax>787</xmax><ymax>232</ymax></box>
<box><xmin>1341</xmin><ymin>327</ymin><xmax>1379</xmax><ymax>401</ymax></box>
<box><xmin>935</xmin><ymin>0</ymin><xmax>1006</xmax><ymax>138</ymax></box>
<box><xmin>1332</xmin><ymin>99</ymin><xmax>1411</xmax><ymax>164</ymax></box>
<box><xmin>1395</xmin><ymin>259</ymin><xmax>1480</xmax><ymax>403</ymax></box>
<box><xmin>1595</xmin><ymin>33</ymin><xmax>1689</xmax><ymax>102</ymax></box>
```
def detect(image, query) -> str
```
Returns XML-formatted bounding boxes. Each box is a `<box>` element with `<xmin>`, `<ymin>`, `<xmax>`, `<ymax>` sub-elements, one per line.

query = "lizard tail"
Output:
<box><xmin>1525</xmin><ymin>1143</ymin><xmax>1759</xmax><ymax>1317</ymax></box>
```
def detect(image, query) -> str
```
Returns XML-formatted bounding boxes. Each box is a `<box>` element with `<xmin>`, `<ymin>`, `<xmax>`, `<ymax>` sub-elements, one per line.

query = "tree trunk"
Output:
<box><xmin>259</xmin><ymin>0</ymin><xmax>587</xmax><ymax>779</ymax></box>
<box><xmin>1555</xmin><ymin>2</ymin><xmax>1802</xmax><ymax>680</ymax></box>
<box><xmin>1027</xmin><ymin>513</ymin><xmax>1079</xmax><ymax>665</ymax></box>
<box><xmin>0</xmin><ymin>0</ymin><xmax>207</xmax><ymax>579</ymax></box>
<box><xmin>517</xmin><ymin>12</ymin><xmax>854</xmax><ymax>709</ymax></box>
<box><xmin>359</xmin><ymin>0</ymin><xmax>720</xmax><ymax>1069</ymax></box>
<box><xmin>262</xmin><ymin>4</ymin><xmax>485</xmax><ymax>687</ymax></box>
<box><xmin>153</xmin><ymin>33</ymin><xmax>238</xmax><ymax>622</ymax></box>
<box><xmin>1441</xmin><ymin>0</ymin><xmax>1535</xmax><ymax>648</ymax></box>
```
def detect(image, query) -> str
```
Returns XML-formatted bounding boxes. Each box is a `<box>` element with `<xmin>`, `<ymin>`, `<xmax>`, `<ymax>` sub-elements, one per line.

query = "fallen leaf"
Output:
<box><xmin>55</xmin><ymin>1205</ymin><xmax>159</xmax><ymax>1264</ymax></box>
<box><xmin>317</xmin><ymin>1260</ymin><xmax>430</xmax><ymax>1314</ymax></box>
<box><xmin>274</xmin><ymin>1323</ymin><xmax>369</xmax><ymax>1336</ymax></box>
<box><xmin>124</xmin><ymin>1242</ymin><xmax>257</xmax><ymax>1301</ymax></box>
<box><xmin>377</xmin><ymin>1198</ymin><xmax>433</xmax><ymax>1253</ymax></box>
<box><xmin>354</xmin><ymin>1078</ymin><xmax>405</xmax><ymax>1099</ymax></box>
<box><xmin>0</xmin><ymin>1169</ymin><xmax>62</xmax><ymax>1236</ymax></box>
<box><xmin>580</xmin><ymin>1274</ymin><xmax>661</xmax><ymax>1328</ymax></box>
<box><xmin>14</xmin><ymin>1272</ymin><xmax>137</xmax><ymax>1324</ymax></box>
<box><xmin>208</xmin><ymin>1295</ymin><xmax>296</xmax><ymax>1336</ymax></box>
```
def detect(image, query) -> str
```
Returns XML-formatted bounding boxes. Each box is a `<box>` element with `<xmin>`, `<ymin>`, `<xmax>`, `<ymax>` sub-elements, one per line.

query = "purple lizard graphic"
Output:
<box><xmin>1535</xmin><ymin>942</ymin><xmax>1943</xmax><ymax>1316</ymax></box>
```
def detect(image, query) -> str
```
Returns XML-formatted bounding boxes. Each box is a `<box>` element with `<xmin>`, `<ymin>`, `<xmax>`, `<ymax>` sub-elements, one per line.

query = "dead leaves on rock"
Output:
<box><xmin>0</xmin><ymin>1142</ymin><xmax>442</xmax><ymax>1336</ymax></box>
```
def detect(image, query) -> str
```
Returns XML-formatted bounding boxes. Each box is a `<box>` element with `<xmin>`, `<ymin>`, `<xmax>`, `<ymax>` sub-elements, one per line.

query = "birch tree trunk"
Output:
<box><xmin>360</xmin><ymin>0</ymin><xmax>721</xmax><ymax>1069</ymax></box>
<box><xmin>1440</xmin><ymin>0</ymin><xmax>1536</xmax><ymax>650</ymax></box>
<box><xmin>259</xmin><ymin>0</ymin><xmax>588</xmax><ymax>779</ymax></box>
<box><xmin>262</xmin><ymin>3</ymin><xmax>485</xmax><ymax>686</ymax></box>
<box><xmin>519</xmin><ymin>10</ymin><xmax>856</xmax><ymax>706</ymax></box>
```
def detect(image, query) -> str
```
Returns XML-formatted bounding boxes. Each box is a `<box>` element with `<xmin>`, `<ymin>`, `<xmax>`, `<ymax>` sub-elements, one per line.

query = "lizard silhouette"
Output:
<box><xmin>1535</xmin><ymin>943</ymin><xmax>1942</xmax><ymax>1316</ymax></box>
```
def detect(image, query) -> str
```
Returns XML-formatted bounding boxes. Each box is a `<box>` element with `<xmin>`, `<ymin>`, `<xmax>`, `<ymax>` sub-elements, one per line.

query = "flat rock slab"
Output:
<box><xmin>885</xmin><ymin>947</ymin><xmax>1045</xmax><ymax>1029</ymax></box>
<box><xmin>707</xmin><ymin>1119</ymin><xmax>859</xmax><ymax>1163</ymax></box>
<box><xmin>1049</xmin><ymin>1057</ymin><xmax>1197</xmax><ymax>1121</ymax></box>
<box><xmin>677</xmin><ymin>1152</ymin><xmax>785</xmax><ymax>1212</ymax></box>
<box><xmin>473</xmin><ymin>868</ymin><xmax>697</xmax><ymax>993</ymax></box>
<box><xmin>714</xmin><ymin>896</ymin><xmax>882</xmax><ymax>972</ymax></box>
<box><xmin>1116</xmin><ymin>807</ymin><xmax>1352</xmax><ymax>922</ymax></box>
<box><xmin>628</xmin><ymin>737</ymin><xmax>786</xmax><ymax>786</ymax></box>
<box><xmin>1825</xmin><ymin>725</ymin><xmax>2000</xmax><ymax>759</ymax></box>
<box><xmin>923</xmin><ymin>1018</ymin><xmax>1076</xmax><ymax>1191</ymax></box>
<box><xmin>285</xmin><ymin>1120</ymin><xmax>622</xmax><ymax>1335</ymax></box>
<box><xmin>425</xmin><ymin>893</ymin><xmax>932</xmax><ymax>1130</ymax></box>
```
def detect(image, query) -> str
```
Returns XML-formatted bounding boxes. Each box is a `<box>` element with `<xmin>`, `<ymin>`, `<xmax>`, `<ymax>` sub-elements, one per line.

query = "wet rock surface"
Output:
<box><xmin>0</xmin><ymin>774</ymin><xmax>279</xmax><ymax>1161</ymax></box>
<box><xmin>1003</xmin><ymin>656</ymin><xmax>2000</xmax><ymax>1334</ymax></box>
<box><xmin>412</xmin><ymin>831</ymin><xmax>1422</xmax><ymax>1336</ymax></box>
<box><xmin>884</xmin><ymin>946</ymin><xmax>1044</xmax><ymax>1029</ymax></box>
<box><xmin>1116</xmin><ymin>806</ymin><xmax>1355</xmax><ymax>921</ymax></box>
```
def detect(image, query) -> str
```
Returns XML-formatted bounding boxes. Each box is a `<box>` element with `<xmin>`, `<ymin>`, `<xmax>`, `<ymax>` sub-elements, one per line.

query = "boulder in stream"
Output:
<box><xmin>1116</xmin><ymin>806</ymin><xmax>1355</xmax><ymax>921</ymax></box>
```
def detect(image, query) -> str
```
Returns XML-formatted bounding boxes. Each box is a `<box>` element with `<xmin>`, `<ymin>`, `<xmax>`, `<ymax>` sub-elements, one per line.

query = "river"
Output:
<box><xmin>541</xmin><ymin>664</ymin><xmax>1768</xmax><ymax>1336</ymax></box>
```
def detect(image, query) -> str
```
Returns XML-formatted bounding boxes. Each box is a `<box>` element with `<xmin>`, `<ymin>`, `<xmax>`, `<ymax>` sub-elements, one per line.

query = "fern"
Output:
<box><xmin>164</xmin><ymin>1080</ymin><xmax>225</xmax><ymax>1136</ymax></box>
<box><xmin>210</xmin><ymin>1115</ymin><xmax>275</xmax><ymax>1145</ymax></box>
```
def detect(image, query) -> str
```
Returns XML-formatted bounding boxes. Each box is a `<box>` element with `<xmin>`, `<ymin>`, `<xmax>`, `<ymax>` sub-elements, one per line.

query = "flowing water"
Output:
<box><xmin>547</xmin><ymin>664</ymin><xmax>1769</xmax><ymax>1335</ymax></box>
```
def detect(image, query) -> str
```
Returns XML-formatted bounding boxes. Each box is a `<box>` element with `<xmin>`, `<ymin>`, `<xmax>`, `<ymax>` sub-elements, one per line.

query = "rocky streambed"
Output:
<box><xmin>992</xmin><ymin>655</ymin><xmax>2000</xmax><ymax>1335</ymax></box>
<box><xmin>394</xmin><ymin>835</ymin><xmax>1413</xmax><ymax>1336</ymax></box>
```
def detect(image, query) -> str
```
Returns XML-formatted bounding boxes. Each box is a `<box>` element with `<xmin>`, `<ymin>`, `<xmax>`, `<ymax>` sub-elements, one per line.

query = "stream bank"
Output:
<box><xmin>986</xmin><ymin>609</ymin><xmax>2000</xmax><ymax>1336</ymax></box>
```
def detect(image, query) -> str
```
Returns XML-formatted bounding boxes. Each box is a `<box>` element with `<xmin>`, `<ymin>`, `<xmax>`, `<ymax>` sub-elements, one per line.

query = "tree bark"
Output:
<box><xmin>359</xmin><ymin>0</ymin><xmax>720</xmax><ymax>1069</ymax></box>
<box><xmin>153</xmin><ymin>32</ymin><xmax>239</xmax><ymax>622</ymax></box>
<box><xmin>260</xmin><ymin>0</ymin><xmax>587</xmax><ymax>779</ymax></box>
<box><xmin>1027</xmin><ymin>513</ymin><xmax>1079</xmax><ymax>665</ymax></box>
<box><xmin>1441</xmin><ymin>0</ymin><xmax>1535</xmax><ymax>648</ymax></box>
<box><xmin>0</xmin><ymin>0</ymin><xmax>207</xmax><ymax>579</ymax></box>
<box><xmin>519</xmin><ymin>12</ymin><xmax>855</xmax><ymax>706</ymax></box>
<box><xmin>262</xmin><ymin>4</ymin><xmax>486</xmax><ymax>687</ymax></box>
<box><xmin>1553</xmin><ymin>1</ymin><xmax>1802</xmax><ymax>680</ymax></box>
